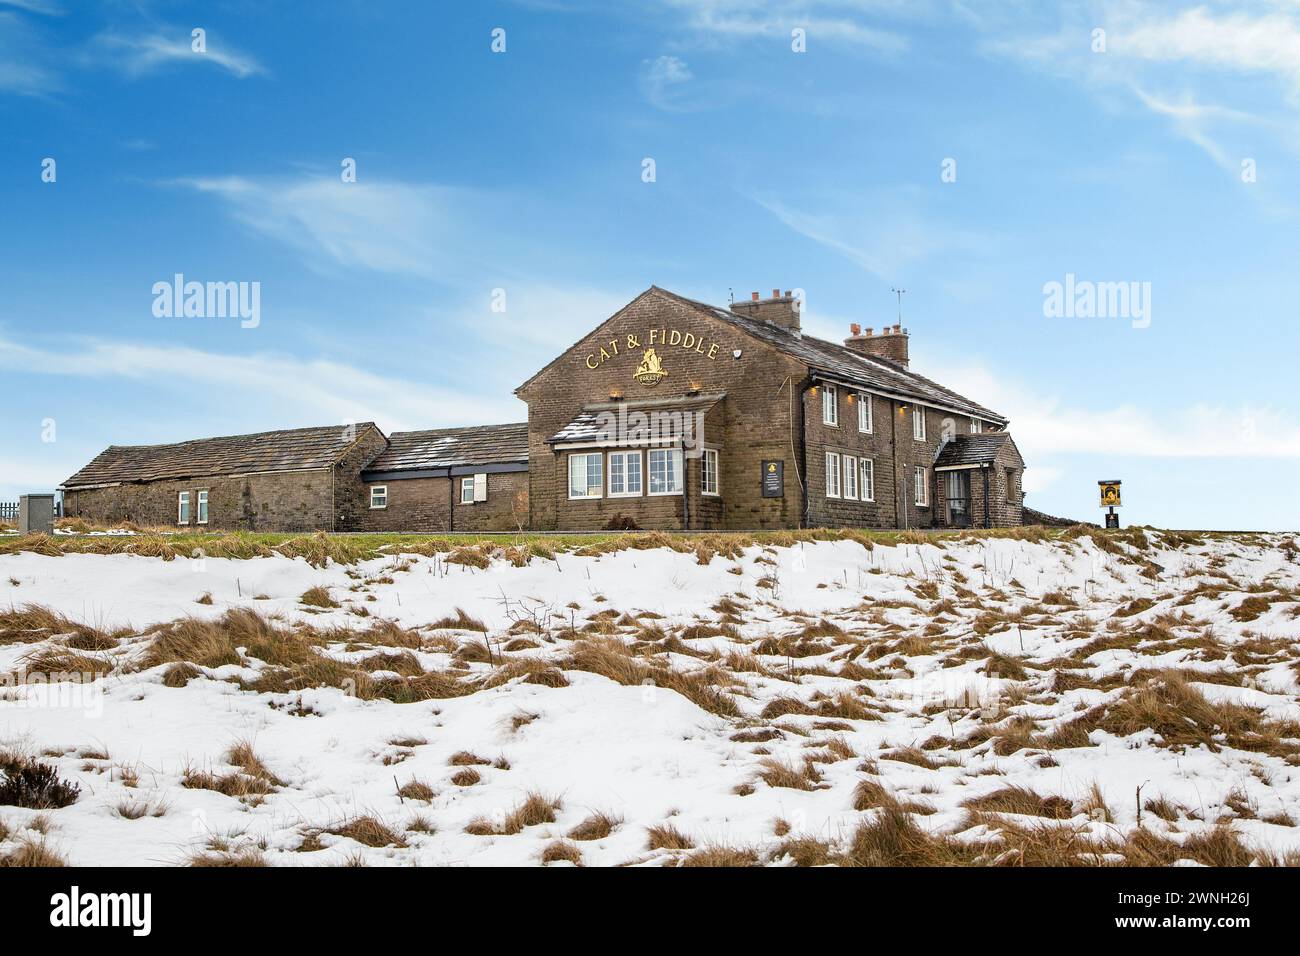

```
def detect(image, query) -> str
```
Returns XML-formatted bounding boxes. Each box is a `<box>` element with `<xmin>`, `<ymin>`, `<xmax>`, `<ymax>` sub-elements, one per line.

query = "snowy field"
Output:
<box><xmin>1</xmin><ymin>529</ymin><xmax>1299</xmax><ymax>866</ymax></box>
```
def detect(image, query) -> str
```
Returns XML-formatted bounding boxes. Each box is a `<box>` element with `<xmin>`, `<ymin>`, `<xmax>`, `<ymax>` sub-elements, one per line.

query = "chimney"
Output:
<box><xmin>844</xmin><ymin>323</ymin><xmax>909</xmax><ymax>367</ymax></box>
<box><xmin>730</xmin><ymin>287</ymin><xmax>800</xmax><ymax>334</ymax></box>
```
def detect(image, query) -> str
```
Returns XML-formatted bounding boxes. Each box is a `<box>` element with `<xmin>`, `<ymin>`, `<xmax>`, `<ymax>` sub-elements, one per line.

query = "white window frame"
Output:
<box><xmin>913</xmin><ymin>406</ymin><xmax>926</xmax><ymax>441</ymax></box>
<box><xmin>860</xmin><ymin>458</ymin><xmax>875</xmax><ymax>502</ymax></box>
<box><xmin>369</xmin><ymin>485</ymin><xmax>387</xmax><ymax>510</ymax></box>
<box><xmin>914</xmin><ymin>466</ymin><xmax>928</xmax><ymax>506</ymax></box>
<box><xmin>608</xmin><ymin>449</ymin><xmax>643</xmax><ymax>498</ymax></box>
<box><xmin>460</xmin><ymin>476</ymin><xmax>475</xmax><ymax>504</ymax></box>
<box><xmin>843</xmin><ymin>455</ymin><xmax>857</xmax><ymax>501</ymax></box>
<box><xmin>825</xmin><ymin>452</ymin><xmax>841</xmax><ymax>498</ymax></box>
<box><xmin>970</xmin><ymin>417</ymin><xmax>981</xmax><ymax>434</ymax></box>
<box><xmin>858</xmin><ymin>393</ymin><xmax>872</xmax><ymax>433</ymax></box>
<box><xmin>648</xmin><ymin>448</ymin><xmax>683</xmax><ymax>496</ymax></box>
<box><xmin>701</xmin><ymin>448</ymin><xmax>720</xmax><ymax>497</ymax></box>
<box><xmin>177</xmin><ymin>491</ymin><xmax>190</xmax><ymax>525</ymax></box>
<box><xmin>821</xmin><ymin>385</ymin><xmax>838</xmax><ymax>426</ymax></box>
<box><xmin>196</xmin><ymin>490</ymin><xmax>209</xmax><ymax>525</ymax></box>
<box><xmin>568</xmin><ymin>453</ymin><xmax>604</xmax><ymax>499</ymax></box>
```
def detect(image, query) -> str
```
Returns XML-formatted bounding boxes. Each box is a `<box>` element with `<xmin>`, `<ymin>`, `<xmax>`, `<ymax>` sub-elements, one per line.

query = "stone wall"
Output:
<box><xmin>64</xmin><ymin>469</ymin><xmax>335</xmax><ymax>531</ymax></box>
<box><xmin>358</xmin><ymin>472</ymin><xmax>529</xmax><ymax>532</ymax></box>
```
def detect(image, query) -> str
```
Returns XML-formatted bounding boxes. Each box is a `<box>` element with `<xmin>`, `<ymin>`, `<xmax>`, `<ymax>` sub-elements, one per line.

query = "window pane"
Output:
<box><xmin>626</xmin><ymin>454</ymin><xmax>641</xmax><ymax>493</ymax></box>
<box><xmin>609</xmin><ymin>453</ymin><xmax>625</xmax><ymax>494</ymax></box>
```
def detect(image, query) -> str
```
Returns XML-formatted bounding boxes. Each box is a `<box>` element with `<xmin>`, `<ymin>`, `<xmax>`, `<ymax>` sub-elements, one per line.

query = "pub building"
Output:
<box><xmin>516</xmin><ymin>286</ymin><xmax>1024</xmax><ymax>531</ymax></box>
<box><xmin>61</xmin><ymin>286</ymin><xmax>1025</xmax><ymax>533</ymax></box>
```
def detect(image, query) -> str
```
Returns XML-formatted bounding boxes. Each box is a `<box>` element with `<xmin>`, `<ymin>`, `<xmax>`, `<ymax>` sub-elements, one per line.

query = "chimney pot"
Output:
<box><xmin>865</xmin><ymin>327</ymin><xmax>873</xmax><ymax>336</ymax></box>
<box><xmin>784</xmin><ymin>290</ymin><xmax>791</xmax><ymax>298</ymax></box>
<box><xmin>894</xmin><ymin>323</ymin><xmax>901</xmax><ymax>333</ymax></box>
<box><xmin>750</xmin><ymin>291</ymin><xmax>759</xmax><ymax>301</ymax></box>
<box><xmin>883</xmin><ymin>327</ymin><xmax>890</xmax><ymax>335</ymax></box>
<box><xmin>850</xmin><ymin>323</ymin><xmax>861</xmax><ymax>336</ymax></box>
<box><xmin>772</xmin><ymin>288</ymin><xmax>780</xmax><ymax>298</ymax></box>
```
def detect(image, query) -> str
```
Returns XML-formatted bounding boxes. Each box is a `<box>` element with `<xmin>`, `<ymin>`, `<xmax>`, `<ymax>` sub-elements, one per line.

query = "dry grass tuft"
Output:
<box><xmin>299</xmin><ymin>586</ymin><xmax>339</xmax><ymax>609</ymax></box>
<box><xmin>647</xmin><ymin>822</ymin><xmax>695</xmax><ymax>851</ymax></box>
<box><xmin>569</xmin><ymin>811</ymin><xmax>621</xmax><ymax>841</ymax></box>
<box><xmin>541</xmin><ymin>840</ymin><xmax>583</xmax><ymax>865</ymax></box>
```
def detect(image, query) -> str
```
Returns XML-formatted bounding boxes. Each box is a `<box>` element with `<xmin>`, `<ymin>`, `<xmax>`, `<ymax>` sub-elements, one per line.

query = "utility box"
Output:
<box><xmin>19</xmin><ymin>494</ymin><xmax>55</xmax><ymax>535</ymax></box>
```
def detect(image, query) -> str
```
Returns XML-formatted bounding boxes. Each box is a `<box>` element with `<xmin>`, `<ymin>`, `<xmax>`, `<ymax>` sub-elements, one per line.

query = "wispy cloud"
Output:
<box><xmin>0</xmin><ymin>336</ymin><xmax>522</xmax><ymax>434</ymax></box>
<box><xmin>639</xmin><ymin>54</ymin><xmax>694</xmax><ymax>111</ymax></box>
<box><xmin>930</xmin><ymin>359</ymin><xmax>1300</xmax><ymax>463</ymax></box>
<box><xmin>0</xmin><ymin>10</ymin><xmax>61</xmax><ymax>96</ymax></box>
<box><xmin>89</xmin><ymin>30</ymin><xmax>264</xmax><ymax>79</ymax></box>
<box><xmin>662</xmin><ymin>0</ymin><xmax>909</xmax><ymax>53</ymax></box>
<box><xmin>0</xmin><ymin>0</ymin><xmax>62</xmax><ymax>15</ymax></box>
<box><xmin>175</xmin><ymin>175</ymin><xmax>485</xmax><ymax>279</ymax></box>
<box><xmin>753</xmin><ymin>187</ymin><xmax>993</xmax><ymax>282</ymax></box>
<box><xmin>977</xmin><ymin>1</ymin><xmax>1300</xmax><ymax>173</ymax></box>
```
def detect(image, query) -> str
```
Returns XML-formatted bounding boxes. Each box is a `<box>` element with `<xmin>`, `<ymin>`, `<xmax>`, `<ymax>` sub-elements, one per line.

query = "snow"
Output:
<box><xmin>2</xmin><ymin>530</ymin><xmax>1299</xmax><ymax>866</ymax></box>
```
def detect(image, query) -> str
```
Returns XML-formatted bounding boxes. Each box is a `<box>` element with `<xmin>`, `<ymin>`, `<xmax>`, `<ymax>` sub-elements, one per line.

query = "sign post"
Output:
<box><xmin>1098</xmin><ymin>480</ymin><xmax>1121</xmax><ymax>529</ymax></box>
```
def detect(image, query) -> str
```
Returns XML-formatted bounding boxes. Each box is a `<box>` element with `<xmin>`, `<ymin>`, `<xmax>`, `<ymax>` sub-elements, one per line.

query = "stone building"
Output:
<box><xmin>61</xmin><ymin>422</ymin><xmax>528</xmax><ymax>533</ymax></box>
<box><xmin>358</xmin><ymin>423</ymin><xmax>528</xmax><ymax>533</ymax></box>
<box><xmin>516</xmin><ymin>286</ymin><xmax>1024</xmax><ymax>531</ymax></box>
<box><xmin>62</xmin><ymin>423</ymin><xmax>388</xmax><ymax>532</ymax></box>
<box><xmin>61</xmin><ymin>285</ymin><xmax>1026</xmax><ymax>533</ymax></box>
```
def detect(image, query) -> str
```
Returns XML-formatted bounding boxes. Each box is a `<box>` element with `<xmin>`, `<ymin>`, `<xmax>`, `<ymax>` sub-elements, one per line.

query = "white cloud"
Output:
<box><xmin>1114</xmin><ymin>5</ymin><xmax>1300</xmax><ymax>92</ymax></box>
<box><xmin>639</xmin><ymin>55</ymin><xmax>694</xmax><ymax>111</ymax></box>
<box><xmin>662</xmin><ymin>0</ymin><xmax>909</xmax><ymax>53</ymax></box>
<box><xmin>90</xmin><ymin>31</ymin><xmax>264</xmax><ymax>79</ymax></box>
<box><xmin>0</xmin><ymin>336</ymin><xmax>523</xmax><ymax>436</ymax></box>
<box><xmin>0</xmin><ymin>0</ymin><xmax>62</xmax><ymax>14</ymax></box>
<box><xmin>176</xmin><ymin>175</ymin><xmax>482</xmax><ymax>279</ymax></box>
<box><xmin>928</xmin><ymin>359</ymin><xmax>1300</xmax><ymax>462</ymax></box>
<box><xmin>753</xmin><ymin>188</ymin><xmax>993</xmax><ymax>281</ymax></box>
<box><xmin>0</xmin><ymin>10</ymin><xmax>60</xmax><ymax>96</ymax></box>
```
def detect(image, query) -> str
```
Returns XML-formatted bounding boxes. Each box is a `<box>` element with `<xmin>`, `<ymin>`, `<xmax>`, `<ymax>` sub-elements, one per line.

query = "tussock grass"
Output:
<box><xmin>299</xmin><ymin>586</ymin><xmax>339</xmax><ymax>609</ymax></box>
<box><xmin>466</xmin><ymin>792</ymin><xmax>560</xmax><ymax>836</ymax></box>
<box><xmin>646</xmin><ymin>822</ymin><xmax>694</xmax><ymax>851</ymax></box>
<box><xmin>757</xmin><ymin>757</ymin><xmax>823</xmax><ymax>791</ymax></box>
<box><xmin>0</xmin><ymin>837</ymin><xmax>67</xmax><ymax>867</ymax></box>
<box><xmin>681</xmin><ymin>846</ymin><xmax>759</xmax><ymax>867</ymax></box>
<box><xmin>188</xmin><ymin>848</ymin><xmax>268</xmax><ymax>867</ymax></box>
<box><xmin>429</xmin><ymin>608</ymin><xmax>488</xmax><ymax>632</ymax></box>
<box><xmin>961</xmin><ymin>786</ymin><xmax>1074</xmax><ymax>820</ymax></box>
<box><xmin>569</xmin><ymin>812</ymin><xmax>621</xmax><ymax>841</ymax></box>
<box><xmin>561</xmin><ymin>637</ymin><xmax>740</xmax><ymax>717</ymax></box>
<box><xmin>326</xmin><ymin>815</ymin><xmax>408</xmax><ymax>849</ymax></box>
<box><xmin>541</xmin><ymin>840</ymin><xmax>582</xmax><ymax>865</ymax></box>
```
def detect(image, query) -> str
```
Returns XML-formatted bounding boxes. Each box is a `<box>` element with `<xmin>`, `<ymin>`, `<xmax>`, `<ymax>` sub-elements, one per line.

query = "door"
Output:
<box><xmin>945</xmin><ymin>471</ymin><xmax>971</xmax><ymax>527</ymax></box>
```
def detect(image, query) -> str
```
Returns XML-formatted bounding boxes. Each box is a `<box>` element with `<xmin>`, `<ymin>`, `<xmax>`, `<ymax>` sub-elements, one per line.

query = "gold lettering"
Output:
<box><xmin>682</xmin><ymin>332</ymin><xmax>696</xmax><ymax>351</ymax></box>
<box><xmin>695</xmin><ymin>337</ymin><xmax>706</xmax><ymax>354</ymax></box>
<box><xmin>669</xmin><ymin>329</ymin><xmax>682</xmax><ymax>346</ymax></box>
<box><xmin>627</xmin><ymin>334</ymin><xmax>640</xmax><ymax>350</ymax></box>
<box><xmin>599</xmin><ymin>347</ymin><xmax>611</xmax><ymax>363</ymax></box>
<box><xmin>707</xmin><ymin>344</ymin><xmax>719</xmax><ymax>359</ymax></box>
<box><xmin>649</xmin><ymin>329</ymin><xmax>658</xmax><ymax>345</ymax></box>
<box><xmin>585</xmin><ymin>354</ymin><xmax>599</xmax><ymax>369</ymax></box>
<box><xmin>609</xmin><ymin>339</ymin><xmax>618</xmax><ymax>356</ymax></box>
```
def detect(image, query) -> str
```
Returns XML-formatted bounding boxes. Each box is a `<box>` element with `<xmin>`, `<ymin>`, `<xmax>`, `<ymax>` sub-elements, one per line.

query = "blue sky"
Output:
<box><xmin>1</xmin><ymin>0</ymin><xmax>1297</xmax><ymax>530</ymax></box>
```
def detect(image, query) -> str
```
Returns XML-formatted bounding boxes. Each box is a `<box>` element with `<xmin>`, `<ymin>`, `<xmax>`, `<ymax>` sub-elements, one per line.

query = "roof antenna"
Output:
<box><xmin>728</xmin><ymin>287</ymin><xmax>734</xmax><ymax>304</ymax></box>
<box><xmin>890</xmin><ymin>287</ymin><xmax>906</xmax><ymax>324</ymax></box>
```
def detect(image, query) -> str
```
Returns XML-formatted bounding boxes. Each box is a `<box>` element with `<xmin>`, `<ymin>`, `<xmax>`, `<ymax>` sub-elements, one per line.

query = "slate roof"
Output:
<box><xmin>933</xmin><ymin>433</ymin><xmax>1011</xmax><ymax>469</ymax></box>
<box><xmin>364</xmin><ymin>423</ymin><xmax>528</xmax><ymax>473</ymax></box>
<box><xmin>549</xmin><ymin>394</ymin><xmax>725</xmax><ymax>444</ymax></box>
<box><xmin>62</xmin><ymin>423</ymin><xmax>381</xmax><ymax>490</ymax></box>
<box><xmin>652</xmin><ymin>287</ymin><xmax>1007</xmax><ymax>424</ymax></box>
